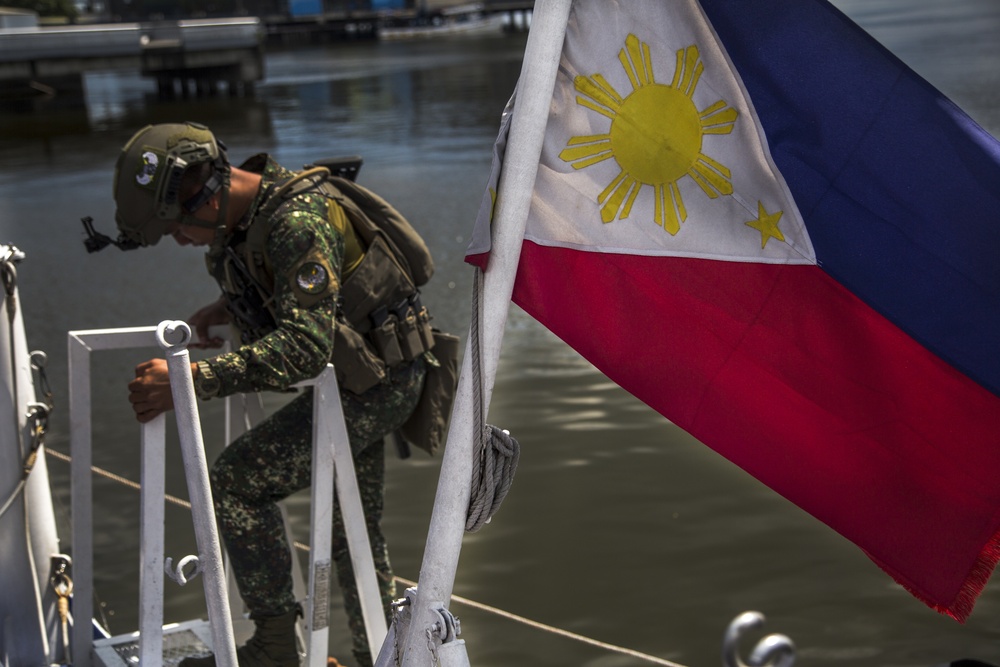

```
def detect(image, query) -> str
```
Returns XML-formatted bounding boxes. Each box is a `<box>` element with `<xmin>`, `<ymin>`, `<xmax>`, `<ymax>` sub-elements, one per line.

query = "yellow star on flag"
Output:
<box><xmin>745</xmin><ymin>201</ymin><xmax>785</xmax><ymax>248</ymax></box>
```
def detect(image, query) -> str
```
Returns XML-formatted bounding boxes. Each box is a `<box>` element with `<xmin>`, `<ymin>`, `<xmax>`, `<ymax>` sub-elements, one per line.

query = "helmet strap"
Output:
<box><xmin>208</xmin><ymin>182</ymin><xmax>233</xmax><ymax>258</ymax></box>
<box><xmin>181</xmin><ymin>169</ymin><xmax>226</xmax><ymax>215</ymax></box>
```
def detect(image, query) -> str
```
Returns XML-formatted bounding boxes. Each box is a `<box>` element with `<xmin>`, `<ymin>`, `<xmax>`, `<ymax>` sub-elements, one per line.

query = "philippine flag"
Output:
<box><xmin>466</xmin><ymin>0</ymin><xmax>1000</xmax><ymax>621</ymax></box>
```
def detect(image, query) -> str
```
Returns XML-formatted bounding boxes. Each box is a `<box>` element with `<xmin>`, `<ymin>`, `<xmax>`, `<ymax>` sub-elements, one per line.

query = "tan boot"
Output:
<box><xmin>180</xmin><ymin>610</ymin><xmax>300</xmax><ymax>667</ymax></box>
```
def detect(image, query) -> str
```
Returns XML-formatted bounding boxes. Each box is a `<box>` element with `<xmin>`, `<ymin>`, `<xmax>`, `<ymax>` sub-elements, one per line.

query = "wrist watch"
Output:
<box><xmin>195</xmin><ymin>360</ymin><xmax>221</xmax><ymax>400</ymax></box>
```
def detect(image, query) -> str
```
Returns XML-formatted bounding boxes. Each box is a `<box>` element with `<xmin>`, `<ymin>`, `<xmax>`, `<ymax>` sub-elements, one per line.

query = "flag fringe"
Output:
<box><xmin>884</xmin><ymin>526</ymin><xmax>1000</xmax><ymax>623</ymax></box>
<box><xmin>949</xmin><ymin>527</ymin><xmax>1000</xmax><ymax>622</ymax></box>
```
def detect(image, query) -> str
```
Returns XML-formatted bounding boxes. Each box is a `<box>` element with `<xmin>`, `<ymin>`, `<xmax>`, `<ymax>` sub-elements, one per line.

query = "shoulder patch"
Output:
<box><xmin>288</xmin><ymin>250</ymin><xmax>339</xmax><ymax>308</ymax></box>
<box><xmin>296</xmin><ymin>261</ymin><xmax>330</xmax><ymax>295</ymax></box>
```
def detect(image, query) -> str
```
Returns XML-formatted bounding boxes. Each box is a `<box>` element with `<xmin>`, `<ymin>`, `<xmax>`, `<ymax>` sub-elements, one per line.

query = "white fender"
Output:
<box><xmin>0</xmin><ymin>246</ymin><xmax>62</xmax><ymax>666</ymax></box>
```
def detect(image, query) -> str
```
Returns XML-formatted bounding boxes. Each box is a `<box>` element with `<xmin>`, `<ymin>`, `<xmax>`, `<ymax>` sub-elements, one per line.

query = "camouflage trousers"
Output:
<box><xmin>209</xmin><ymin>357</ymin><xmax>425</xmax><ymax>666</ymax></box>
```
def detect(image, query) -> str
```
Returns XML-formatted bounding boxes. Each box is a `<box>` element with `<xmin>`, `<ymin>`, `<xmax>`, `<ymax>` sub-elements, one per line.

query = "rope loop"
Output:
<box><xmin>465</xmin><ymin>425</ymin><xmax>520</xmax><ymax>532</ymax></box>
<box><xmin>465</xmin><ymin>267</ymin><xmax>522</xmax><ymax>532</ymax></box>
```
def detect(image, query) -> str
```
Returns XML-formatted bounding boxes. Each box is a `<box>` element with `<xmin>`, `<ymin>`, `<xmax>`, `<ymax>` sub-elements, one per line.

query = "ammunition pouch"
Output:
<box><xmin>332</xmin><ymin>316</ymin><xmax>387</xmax><ymax>394</ymax></box>
<box><xmin>370</xmin><ymin>294</ymin><xmax>435</xmax><ymax>367</ymax></box>
<box><xmin>334</xmin><ymin>291</ymin><xmax>437</xmax><ymax>395</ymax></box>
<box><xmin>334</xmin><ymin>296</ymin><xmax>437</xmax><ymax>395</ymax></box>
<box><xmin>370</xmin><ymin>307</ymin><xmax>405</xmax><ymax>369</ymax></box>
<box><xmin>333</xmin><ymin>231</ymin><xmax>436</xmax><ymax>394</ymax></box>
<box><xmin>398</xmin><ymin>329</ymin><xmax>460</xmax><ymax>456</ymax></box>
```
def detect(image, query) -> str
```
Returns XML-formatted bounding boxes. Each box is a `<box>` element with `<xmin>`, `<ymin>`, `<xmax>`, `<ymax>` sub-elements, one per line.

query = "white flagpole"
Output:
<box><xmin>398</xmin><ymin>0</ymin><xmax>573</xmax><ymax>664</ymax></box>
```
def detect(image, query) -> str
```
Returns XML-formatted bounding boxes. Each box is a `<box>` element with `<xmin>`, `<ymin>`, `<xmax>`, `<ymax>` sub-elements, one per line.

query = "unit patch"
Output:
<box><xmin>290</xmin><ymin>256</ymin><xmax>337</xmax><ymax>308</ymax></box>
<box><xmin>135</xmin><ymin>150</ymin><xmax>161</xmax><ymax>187</ymax></box>
<box><xmin>296</xmin><ymin>261</ymin><xmax>330</xmax><ymax>294</ymax></box>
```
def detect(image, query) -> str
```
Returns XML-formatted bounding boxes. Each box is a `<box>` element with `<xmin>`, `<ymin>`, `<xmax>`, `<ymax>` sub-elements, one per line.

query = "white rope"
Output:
<box><xmin>393</xmin><ymin>573</ymin><xmax>686</xmax><ymax>667</ymax></box>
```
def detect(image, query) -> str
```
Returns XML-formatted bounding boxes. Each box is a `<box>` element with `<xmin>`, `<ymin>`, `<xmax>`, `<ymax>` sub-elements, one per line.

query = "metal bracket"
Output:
<box><xmin>428</xmin><ymin>604</ymin><xmax>461</xmax><ymax>645</ymax></box>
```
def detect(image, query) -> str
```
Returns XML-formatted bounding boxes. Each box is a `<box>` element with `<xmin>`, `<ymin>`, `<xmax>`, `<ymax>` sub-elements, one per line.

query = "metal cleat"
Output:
<box><xmin>722</xmin><ymin>611</ymin><xmax>795</xmax><ymax>667</ymax></box>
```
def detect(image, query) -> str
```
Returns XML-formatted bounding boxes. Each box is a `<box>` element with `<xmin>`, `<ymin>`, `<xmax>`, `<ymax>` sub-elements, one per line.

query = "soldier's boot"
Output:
<box><xmin>180</xmin><ymin>609</ymin><xmax>301</xmax><ymax>667</ymax></box>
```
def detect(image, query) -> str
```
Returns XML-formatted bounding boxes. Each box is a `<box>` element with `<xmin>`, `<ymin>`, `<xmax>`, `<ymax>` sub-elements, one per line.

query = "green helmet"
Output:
<box><xmin>112</xmin><ymin>122</ymin><xmax>230</xmax><ymax>247</ymax></box>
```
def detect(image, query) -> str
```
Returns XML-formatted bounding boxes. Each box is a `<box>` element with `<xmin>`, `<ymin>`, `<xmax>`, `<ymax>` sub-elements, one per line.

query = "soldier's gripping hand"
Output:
<box><xmin>188</xmin><ymin>297</ymin><xmax>231</xmax><ymax>349</ymax></box>
<box><xmin>128</xmin><ymin>358</ymin><xmax>190</xmax><ymax>423</ymax></box>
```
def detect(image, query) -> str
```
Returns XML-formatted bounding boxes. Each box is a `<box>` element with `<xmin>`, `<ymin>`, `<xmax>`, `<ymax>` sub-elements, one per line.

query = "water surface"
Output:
<box><xmin>1</xmin><ymin>4</ymin><xmax>999</xmax><ymax>665</ymax></box>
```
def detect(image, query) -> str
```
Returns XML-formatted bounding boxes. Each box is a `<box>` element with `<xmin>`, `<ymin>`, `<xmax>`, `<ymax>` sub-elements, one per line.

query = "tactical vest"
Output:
<box><xmin>209</xmin><ymin>167</ymin><xmax>436</xmax><ymax>395</ymax></box>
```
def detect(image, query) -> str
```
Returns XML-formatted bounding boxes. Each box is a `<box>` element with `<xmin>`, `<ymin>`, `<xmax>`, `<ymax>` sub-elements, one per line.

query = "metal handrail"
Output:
<box><xmin>158</xmin><ymin>321</ymin><xmax>238</xmax><ymax>667</ymax></box>
<box><xmin>68</xmin><ymin>321</ymin><xmax>386</xmax><ymax>666</ymax></box>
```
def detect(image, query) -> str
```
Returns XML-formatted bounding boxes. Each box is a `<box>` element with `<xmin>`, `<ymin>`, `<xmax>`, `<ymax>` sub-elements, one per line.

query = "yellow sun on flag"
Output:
<box><xmin>560</xmin><ymin>35</ymin><xmax>739</xmax><ymax>235</ymax></box>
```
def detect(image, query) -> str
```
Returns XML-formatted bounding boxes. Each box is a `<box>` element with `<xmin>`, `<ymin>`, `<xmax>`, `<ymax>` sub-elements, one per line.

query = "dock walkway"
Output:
<box><xmin>0</xmin><ymin>18</ymin><xmax>264</xmax><ymax>99</ymax></box>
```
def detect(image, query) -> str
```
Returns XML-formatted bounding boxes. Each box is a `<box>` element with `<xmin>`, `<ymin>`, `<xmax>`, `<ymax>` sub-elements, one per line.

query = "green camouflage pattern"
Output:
<box><xmin>203</xmin><ymin>155</ymin><xmax>342</xmax><ymax>394</ymax></box>
<box><xmin>211</xmin><ymin>361</ymin><xmax>423</xmax><ymax>664</ymax></box>
<box><xmin>199</xmin><ymin>154</ymin><xmax>425</xmax><ymax>666</ymax></box>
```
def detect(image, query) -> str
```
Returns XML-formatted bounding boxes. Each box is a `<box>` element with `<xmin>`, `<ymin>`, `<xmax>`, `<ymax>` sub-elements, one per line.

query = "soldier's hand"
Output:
<box><xmin>188</xmin><ymin>297</ymin><xmax>230</xmax><ymax>349</ymax></box>
<box><xmin>128</xmin><ymin>358</ymin><xmax>176</xmax><ymax>423</ymax></box>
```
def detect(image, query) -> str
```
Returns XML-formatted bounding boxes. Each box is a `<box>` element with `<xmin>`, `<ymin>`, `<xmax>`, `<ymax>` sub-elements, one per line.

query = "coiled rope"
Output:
<box><xmin>465</xmin><ymin>267</ymin><xmax>520</xmax><ymax>532</ymax></box>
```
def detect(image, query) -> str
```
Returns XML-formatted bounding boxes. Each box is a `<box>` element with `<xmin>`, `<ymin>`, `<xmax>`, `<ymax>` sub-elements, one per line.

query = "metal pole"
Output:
<box><xmin>399</xmin><ymin>1</ymin><xmax>572</xmax><ymax>663</ymax></box>
<box><xmin>304</xmin><ymin>367</ymin><xmax>335</xmax><ymax>667</ymax></box>
<box><xmin>319</xmin><ymin>366</ymin><xmax>388</xmax><ymax>656</ymax></box>
<box><xmin>156</xmin><ymin>320</ymin><xmax>238</xmax><ymax>667</ymax></box>
<box><xmin>68</xmin><ymin>325</ymin><xmax>164</xmax><ymax>667</ymax></box>
<box><xmin>67</xmin><ymin>333</ymin><xmax>94</xmax><ymax>667</ymax></box>
<box><xmin>138</xmin><ymin>414</ymin><xmax>166</xmax><ymax>666</ymax></box>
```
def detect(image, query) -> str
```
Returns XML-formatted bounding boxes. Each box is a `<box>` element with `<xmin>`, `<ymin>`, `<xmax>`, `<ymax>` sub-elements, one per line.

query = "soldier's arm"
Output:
<box><xmin>196</xmin><ymin>206</ymin><xmax>344</xmax><ymax>398</ymax></box>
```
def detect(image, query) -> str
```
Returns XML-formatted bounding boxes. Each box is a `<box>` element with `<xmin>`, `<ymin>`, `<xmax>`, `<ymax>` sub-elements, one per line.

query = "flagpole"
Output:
<box><xmin>398</xmin><ymin>1</ymin><xmax>573</xmax><ymax>664</ymax></box>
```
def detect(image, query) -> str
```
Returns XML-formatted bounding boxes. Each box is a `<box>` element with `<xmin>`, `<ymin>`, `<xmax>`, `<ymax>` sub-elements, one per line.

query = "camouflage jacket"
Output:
<box><xmin>197</xmin><ymin>154</ymin><xmax>344</xmax><ymax>398</ymax></box>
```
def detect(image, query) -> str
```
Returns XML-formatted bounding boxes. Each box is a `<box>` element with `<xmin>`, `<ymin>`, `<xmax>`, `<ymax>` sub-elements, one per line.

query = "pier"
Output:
<box><xmin>262</xmin><ymin>2</ymin><xmax>534</xmax><ymax>45</ymax></box>
<box><xmin>0</xmin><ymin>18</ymin><xmax>264</xmax><ymax>100</ymax></box>
<box><xmin>0</xmin><ymin>2</ymin><xmax>534</xmax><ymax>105</ymax></box>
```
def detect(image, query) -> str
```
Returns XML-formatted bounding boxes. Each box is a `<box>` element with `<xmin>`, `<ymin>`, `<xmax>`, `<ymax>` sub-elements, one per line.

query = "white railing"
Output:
<box><xmin>68</xmin><ymin>321</ymin><xmax>386</xmax><ymax>667</ymax></box>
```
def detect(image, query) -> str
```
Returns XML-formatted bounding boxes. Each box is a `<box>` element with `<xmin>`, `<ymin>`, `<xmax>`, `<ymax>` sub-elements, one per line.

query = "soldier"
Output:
<box><xmin>113</xmin><ymin>122</ymin><xmax>430</xmax><ymax>667</ymax></box>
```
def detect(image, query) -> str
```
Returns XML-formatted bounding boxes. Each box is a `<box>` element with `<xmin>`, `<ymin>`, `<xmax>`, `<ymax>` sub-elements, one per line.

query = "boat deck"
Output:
<box><xmin>92</xmin><ymin>618</ymin><xmax>256</xmax><ymax>667</ymax></box>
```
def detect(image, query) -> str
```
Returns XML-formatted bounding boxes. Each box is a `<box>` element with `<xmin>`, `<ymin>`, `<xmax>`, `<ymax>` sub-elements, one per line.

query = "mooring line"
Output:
<box><xmin>45</xmin><ymin>447</ymin><xmax>193</xmax><ymax>509</ymax></box>
<box><xmin>45</xmin><ymin>447</ymin><xmax>684</xmax><ymax>667</ymax></box>
<box><xmin>392</xmin><ymin>573</ymin><xmax>686</xmax><ymax>667</ymax></box>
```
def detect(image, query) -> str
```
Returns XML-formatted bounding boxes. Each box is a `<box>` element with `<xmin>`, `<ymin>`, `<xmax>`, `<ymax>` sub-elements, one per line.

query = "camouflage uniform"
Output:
<box><xmin>194</xmin><ymin>155</ymin><xmax>425</xmax><ymax>666</ymax></box>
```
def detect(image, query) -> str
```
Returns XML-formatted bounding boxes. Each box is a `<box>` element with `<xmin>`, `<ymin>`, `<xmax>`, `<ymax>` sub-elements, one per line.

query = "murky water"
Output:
<box><xmin>1</xmin><ymin>2</ymin><xmax>999</xmax><ymax>665</ymax></box>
